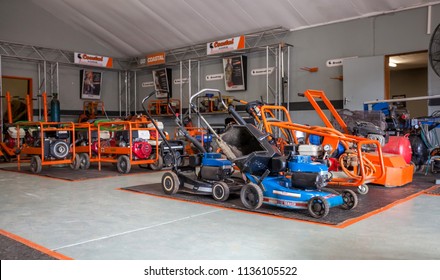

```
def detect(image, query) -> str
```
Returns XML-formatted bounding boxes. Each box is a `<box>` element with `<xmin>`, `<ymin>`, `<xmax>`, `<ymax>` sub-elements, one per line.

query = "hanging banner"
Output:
<box><xmin>74</xmin><ymin>52</ymin><xmax>113</xmax><ymax>68</ymax></box>
<box><xmin>205</xmin><ymin>73</ymin><xmax>224</xmax><ymax>81</ymax></box>
<box><xmin>251</xmin><ymin>67</ymin><xmax>274</xmax><ymax>76</ymax></box>
<box><xmin>207</xmin><ymin>35</ymin><xmax>245</xmax><ymax>55</ymax></box>
<box><xmin>147</xmin><ymin>52</ymin><xmax>166</xmax><ymax>66</ymax></box>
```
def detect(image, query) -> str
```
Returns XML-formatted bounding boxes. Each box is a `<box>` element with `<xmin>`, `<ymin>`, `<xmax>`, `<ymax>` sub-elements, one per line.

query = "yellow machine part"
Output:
<box><xmin>364</xmin><ymin>152</ymin><xmax>414</xmax><ymax>187</ymax></box>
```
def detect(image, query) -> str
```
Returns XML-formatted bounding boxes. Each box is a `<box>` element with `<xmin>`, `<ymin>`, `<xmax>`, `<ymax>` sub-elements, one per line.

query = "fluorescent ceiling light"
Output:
<box><xmin>389</xmin><ymin>62</ymin><xmax>397</xmax><ymax>67</ymax></box>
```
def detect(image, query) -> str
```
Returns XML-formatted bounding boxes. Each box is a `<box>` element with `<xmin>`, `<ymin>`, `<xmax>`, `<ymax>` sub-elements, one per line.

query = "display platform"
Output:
<box><xmin>121</xmin><ymin>174</ymin><xmax>438</xmax><ymax>227</ymax></box>
<box><xmin>0</xmin><ymin>230</ymin><xmax>70</xmax><ymax>260</ymax></box>
<box><xmin>0</xmin><ymin>163</ymin><xmax>155</xmax><ymax>182</ymax></box>
<box><xmin>425</xmin><ymin>184</ymin><xmax>440</xmax><ymax>196</ymax></box>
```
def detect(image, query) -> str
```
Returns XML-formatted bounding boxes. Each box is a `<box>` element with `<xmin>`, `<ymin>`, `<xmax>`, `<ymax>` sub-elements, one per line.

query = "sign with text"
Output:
<box><xmin>141</xmin><ymin>81</ymin><xmax>154</xmax><ymax>88</ymax></box>
<box><xmin>207</xmin><ymin>35</ymin><xmax>245</xmax><ymax>55</ymax></box>
<box><xmin>173</xmin><ymin>78</ymin><xmax>188</xmax><ymax>85</ymax></box>
<box><xmin>74</xmin><ymin>52</ymin><xmax>113</xmax><ymax>68</ymax></box>
<box><xmin>205</xmin><ymin>73</ymin><xmax>224</xmax><ymax>81</ymax></box>
<box><xmin>251</xmin><ymin>67</ymin><xmax>274</xmax><ymax>76</ymax></box>
<box><xmin>146</xmin><ymin>52</ymin><xmax>166</xmax><ymax>66</ymax></box>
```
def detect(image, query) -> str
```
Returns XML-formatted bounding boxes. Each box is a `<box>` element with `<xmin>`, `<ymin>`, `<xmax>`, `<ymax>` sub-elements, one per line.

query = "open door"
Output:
<box><xmin>343</xmin><ymin>56</ymin><xmax>385</xmax><ymax>110</ymax></box>
<box><xmin>1</xmin><ymin>76</ymin><xmax>33</xmax><ymax>123</ymax></box>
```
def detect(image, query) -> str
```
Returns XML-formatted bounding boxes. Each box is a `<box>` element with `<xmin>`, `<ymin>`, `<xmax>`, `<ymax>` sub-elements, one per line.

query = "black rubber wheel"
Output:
<box><xmin>30</xmin><ymin>155</ymin><xmax>42</xmax><ymax>174</ymax></box>
<box><xmin>212</xmin><ymin>181</ymin><xmax>230</xmax><ymax>202</ymax></box>
<box><xmin>116</xmin><ymin>155</ymin><xmax>131</xmax><ymax>174</ymax></box>
<box><xmin>240</xmin><ymin>183</ymin><xmax>263</xmax><ymax>210</ymax></box>
<box><xmin>161</xmin><ymin>171</ymin><xmax>180</xmax><ymax>195</ymax></box>
<box><xmin>308</xmin><ymin>196</ymin><xmax>330</xmax><ymax>219</ymax></box>
<box><xmin>340</xmin><ymin>189</ymin><xmax>358</xmax><ymax>210</ymax></box>
<box><xmin>50</xmin><ymin>140</ymin><xmax>69</xmax><ymax>159</ymax></box>
<box><xmin>149</xmin><ymin>154</ymin><xmax>163</xmax><ymax>171</ymax></box>
<box><xmin>70</xmin><ymin>153</ymin><xmax>81</xmax><ymax>170</ymax></box>
<box><xmin>79</xmin><ymin>153</ymin><xmax>91</xmax><ymax>170</ymax></box>
<box><xmin>357</xmin><ymin>184</ymin><xmax>369</xmax><ymax>195</ymax></box>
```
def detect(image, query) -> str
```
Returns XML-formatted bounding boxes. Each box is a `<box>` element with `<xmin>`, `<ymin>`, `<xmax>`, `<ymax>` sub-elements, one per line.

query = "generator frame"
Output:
<box><xmin>96</xmin><ymin>120</ymin><xmax>159</xmax><ymax>173</ymax></box>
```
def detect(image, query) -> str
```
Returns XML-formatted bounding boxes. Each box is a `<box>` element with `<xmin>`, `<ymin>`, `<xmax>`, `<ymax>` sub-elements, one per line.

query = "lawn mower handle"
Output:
<box><xmin>166</xmin><ymin>101</ymin><xmax>206</xmax><ymax>154</ymax></box>
<box><xmin>141</xmin><ymin>91</ymin><xmax>179</xmax><ymax>168</ymax></box>
<box><xmin>189</xmin><ymin>88</ymin><xmax>225</xmax><ymax>110</ymax></box>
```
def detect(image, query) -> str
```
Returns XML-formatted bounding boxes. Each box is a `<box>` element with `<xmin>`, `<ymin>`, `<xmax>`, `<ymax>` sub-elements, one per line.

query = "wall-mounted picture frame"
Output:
<box><xmin>223</xmin><ymin>55</ymin><xmax>247</xmax><ymax>91</ymax></box>
<box><xmin>152</xmin><ymin>68</ymin><xmax>172</xmax><ymax>98</ymax></box>
<box><xmin>80</xmin><ymin>70</ymin><xmax>102</xmax><ymax>100</ymax></box>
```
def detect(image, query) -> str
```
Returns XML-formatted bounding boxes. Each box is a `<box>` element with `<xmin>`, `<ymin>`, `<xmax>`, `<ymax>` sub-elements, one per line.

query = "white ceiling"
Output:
<box><xmin>31</xmin><ymin>0</ymin><xmax>440</xmax><ymax>58</ymax></box>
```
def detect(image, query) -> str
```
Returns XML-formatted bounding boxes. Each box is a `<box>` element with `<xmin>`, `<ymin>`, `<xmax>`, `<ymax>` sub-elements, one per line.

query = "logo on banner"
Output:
<box><xmin>207</xmin><ymin>35</ymin><xmax>245</xmax><ymax>55</ymax></box>
<box><xmin>74</xmin><ymin>52</ymin><xmax>113</xmax><ymax>68</ymax></box>
<box><xmin>147</xmin><ymin>52</ymin><xmax>166</xmax><ymax>66</ymax></box>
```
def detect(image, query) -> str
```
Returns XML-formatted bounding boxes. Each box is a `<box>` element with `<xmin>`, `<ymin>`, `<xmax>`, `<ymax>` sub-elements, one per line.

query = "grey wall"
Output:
<box><xmin>1</xmin><ymin>4</ymin><xmax>440</xmax><ymax>125</ymax></box>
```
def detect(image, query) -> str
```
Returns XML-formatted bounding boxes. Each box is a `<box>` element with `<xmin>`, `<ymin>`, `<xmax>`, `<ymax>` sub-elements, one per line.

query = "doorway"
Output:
<box><xmin>1</xmin><ymin>76</ymin><xmax>33</xmax><ymax>123</ymax></box>
<box><xmin>386</xmin><ymin>51</ymin><xmax>428</xmax><ymax>118</ymax></box>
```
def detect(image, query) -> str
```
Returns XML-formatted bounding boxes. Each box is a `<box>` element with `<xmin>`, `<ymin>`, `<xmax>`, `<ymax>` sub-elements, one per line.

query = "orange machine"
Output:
<box><xmin>259</xmin><ymin>105</ymin><xmax>386</xmax><ymax>194</ymax></box>
<box><xmin>0</xmin><ymin>91</ymin><xmax>35</xmax><ymax>160</ymax></box>
<box><xmin>298</xmin><ymin>89</ymin><xmax>414</xmax><ymax>187</ymax></box>
<box><xmin>96</xmin><ymin>120</ymin><xmax>159</xmax><ymax>173</ymax></box>
<box><xmin>72</xmin><ymin>122</ymin><xmax>99</xmax><ymax>170</ymax></box>
<box><xmin>15</xmin><ymin>121</ymin><xmax>79</xmax><ymax>173</ymax></box>
<box><xmin>78</xmin><ymin>101</ymin><xmax>105</xmax><ymax>122</ymax></box>
<box><xmin>147</xmin><ymin>99</ymin><xmax>180</xmax><ymax>116</ymax></box>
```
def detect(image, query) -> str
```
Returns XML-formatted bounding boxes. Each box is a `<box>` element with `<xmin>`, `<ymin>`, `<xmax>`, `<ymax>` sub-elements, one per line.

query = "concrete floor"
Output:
<box><xmin>0</xmin><ymin>166</ymin><xmax>439</xmax><ymax>260</ymax></box>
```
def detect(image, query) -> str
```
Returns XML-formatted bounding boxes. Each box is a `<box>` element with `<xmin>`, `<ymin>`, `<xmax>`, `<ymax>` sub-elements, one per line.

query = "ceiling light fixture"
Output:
<box><xmin>389</xmin><ymin>62</ymin><xmax>397</xmax><ymax>67</ymax></box>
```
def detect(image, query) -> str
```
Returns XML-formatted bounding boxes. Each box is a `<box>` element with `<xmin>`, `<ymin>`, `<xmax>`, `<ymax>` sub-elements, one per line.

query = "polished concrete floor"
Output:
<box><xmin>0</xmin><ymin>165</ymin><xmax>439</xmax><ymax>260</ymax></box>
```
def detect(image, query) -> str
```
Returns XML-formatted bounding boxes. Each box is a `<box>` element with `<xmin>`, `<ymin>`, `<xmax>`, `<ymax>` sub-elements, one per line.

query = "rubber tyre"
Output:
<box><xmin>357</xmin><ymin>184</ymin><xmax>369</xmax><ymax>195</ymax></box>
<box><xmin>79</xmin><ymin>153</ymin><xmax>91</xmax><ymax>170</ymax></box>
<box><xmin>70</xmin><ymin>153</ymin><xmax>81</xmax><ymax>170</ymax></box>
<box><xmin>116</xmin><ymin>155</ymin><xmax>131</xmax><ymax>174</ymax></box>
<box><xmin>308</xmin><ymin>196</ymin><xmax>330</xmax><ymax>219</ymax></box>
<box><xmin>162</xmin><ymin>171</ymin><xmax>180</xmax><ymax>195</ymax></box>
<box><xmin>50</xmin><ymin>140</ymin><xmax>69</xmax><ymax>159</ymax></box>
<box><xmin>240</xmin><ymin>183</ymin><xmax>263</xmax><ymax>210</ymax></box>
<box><xmin>212</xmin><ymin>181</ymin><xmax>230</xmax><ymax>202</ymax></box>
<box><xmin>340</xmin><ymin>189</ymin><xmax>358</xmax><ymax>210</ymax></box>
<box><xmin>149</xmin><ymin>154</ymin><xmax>163</xmax><ymax>171</ymax></box>
<box><xmin>30</xmin><ymin>155</ymin><xmax>42</xmax><ymax>174</ymax></box>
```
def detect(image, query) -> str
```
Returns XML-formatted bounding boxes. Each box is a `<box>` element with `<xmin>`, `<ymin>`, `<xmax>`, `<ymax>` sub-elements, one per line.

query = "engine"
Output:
<box><xmin>190</xmin><ymin>153</ymin><xmax>233</xmax><ymax>181</ymax></box>
<box><xmin>115</xmin><ymin>130</ymin><xmax>153</xmax><ymax>160</ymax></box>
<box><xmin>4</xmin><ymin>127</ymin><xmax>25</xmax><ymax>149</ymax></box>
<box><xmin>132</xmin><ymin>141</ymin><xmax>152</xmax><ymax>159</ymax></box>
<box><xmin>285</xmin><ymin>144</ymin><xmax>331</xmax><ymax>190</ymax></box>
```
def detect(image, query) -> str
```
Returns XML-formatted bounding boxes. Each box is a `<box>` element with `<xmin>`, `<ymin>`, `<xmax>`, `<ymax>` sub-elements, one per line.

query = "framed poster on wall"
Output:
<box><xmin>152</xmin><ymin>68</ymin><xmax>172</xmax><ymax>98</ymax></box>
<box><xmin>80</xmin><ymin>70</ymin><xmax>102</xmax><ymax>99</ymax></box>
<box><xmin>223</xmin><ymin>55</ymin><xmax>247</xmax><ymax>91</ymax></box>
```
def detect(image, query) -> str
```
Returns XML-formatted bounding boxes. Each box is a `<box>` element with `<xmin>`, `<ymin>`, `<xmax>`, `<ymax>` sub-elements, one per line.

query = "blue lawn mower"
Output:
<box><xmin>141</xmin><ymin>90</ymin><xmax>243</xmax><ymax>202</ymax></box>
<box><xmin>196</xmin><ymin>89</ymin><xmax>359</xmax><ymax>218</ymax></box>
<box><xmin>219</xmin><ymin>124</ymin><xmax>358</xmax><ymax>218</ymax></box>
